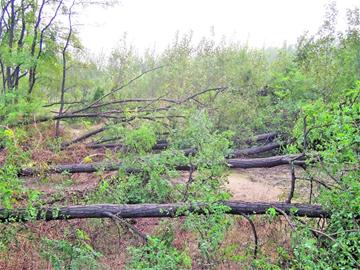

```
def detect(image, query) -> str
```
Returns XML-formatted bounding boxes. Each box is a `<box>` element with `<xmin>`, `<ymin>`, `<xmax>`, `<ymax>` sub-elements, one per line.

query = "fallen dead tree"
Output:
<box><xmin>87</xmin><ymin>141</ymin><xmax>281</xmax><ymax>158</ymax></box>
<box><xmin>87</xmin><ymin>141</ymin><xmax>282</xmax><ymax>157</ymax></box>
<box><xmin>19</xmin><ymin>154</ymin><xmax>305</xmax><ymax>176</ymax></box>
<box><xmin>87</xmin><ymin>140</ymin><xmax>169</xmax><ymax>150</ymax></box>
<box><xmin>228</xmin><ymin>142</ymin><xmax>282</xmax><ymax>157</ymax></box>
<box><xmin>87</xmin><ymin>132</ymin><xmax>280</xmax><ymax>150</ymax></box>
<box><xmin>0</xmin><ymin>201</ymin><xmax>329</xmax><ymax>222</ymax></box>
<box><xmin>227</xmin><ymin>154</ymin><xmax>305</xmax><ymax>169</ymax></box>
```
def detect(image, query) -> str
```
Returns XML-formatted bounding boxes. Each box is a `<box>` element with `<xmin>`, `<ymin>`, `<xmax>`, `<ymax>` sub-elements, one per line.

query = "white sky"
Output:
<box><xmin>77</xmin><ymin>0</ymin><xmax>360</xmax><ymax>56</ymax></box>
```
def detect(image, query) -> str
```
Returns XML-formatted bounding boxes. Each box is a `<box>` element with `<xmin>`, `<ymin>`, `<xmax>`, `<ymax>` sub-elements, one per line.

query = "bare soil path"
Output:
<box><xmin>226</xmin><ymin>165</ymin><xmax>291</xmax><ymax>202</ymax></box>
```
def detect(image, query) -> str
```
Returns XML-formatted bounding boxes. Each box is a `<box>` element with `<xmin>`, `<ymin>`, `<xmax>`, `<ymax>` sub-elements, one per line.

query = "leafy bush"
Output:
<box><xmin>290</xmin><ymin>84</ymin><xmax>360</xmax><ymax>269</ymax></box>
<box><xmin>127</xmin><ymin>237</ymin><xmax>192</xmax><ymax>270</ymax></box>
<box><xmin>123</xmin><ymin>123</ymin><xmax>157</xmax><ymax>153</ymax></box>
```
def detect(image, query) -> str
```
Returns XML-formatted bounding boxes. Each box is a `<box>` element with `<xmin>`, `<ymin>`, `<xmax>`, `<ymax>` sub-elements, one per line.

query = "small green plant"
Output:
<box><xmin>40</xmin><ymin>229</ymin><xmax>102</xmax><ymax>270</ymax></box>
<box><xmin>127</xmin><ymin>236</ymin><xmax>192</xmax><ymax>270</ymax></box>
<box><xmin>183</xmin><ymin>204</ymin><xmax>232</xmax><ymax>269</ymax></box>
<box><xmin>123</xmin><ymin>123</ymin><xmax>157</xmax><ymax>153</ymax></box>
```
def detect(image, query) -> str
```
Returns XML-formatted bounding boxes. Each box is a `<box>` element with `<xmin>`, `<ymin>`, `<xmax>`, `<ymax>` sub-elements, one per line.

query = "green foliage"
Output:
<box><xmin>1</xmin><ymin>2</ymin><xmax>360</xmax><ymax>269</ymax></box>
<box><xmin>183</xmin><ymin>203</ymin><xmax>232</xmax><ymax>268</ymax></box>
<box><xmin>112</xmin><ymin>112</ymin><xmax>234</xmax><ymax>268</ymax></box>
<box><xmin>0</xmin><ymin>127</ymin><xmax>30</xmax><ymax>208</ymax></box>
<box><xmin>290</xmin><ymin>84</ymin><xmax>360</xmax><ymax>269</ymax></box>
<box><xmin>0</xmin><ymin>93</ymin><xmax>44</xmax><ymax>124</ymax></box>
<box><xmin>0</xmin><ymin>126</ymin><xmax>42</xmax><ymax>256</ymax></box>
<box><xmin>40</xmin><ymin>230</ymin><xmax>102</xmax><ymax>270</ymax></box>
<box><xmin>296</xmin><ymin>4</ymin><xmax>360</xmax><ymax>100</ymax></box>
<box><xmin>91</xmin><ymin>111</ymin><xmax>232</xmax><ymax>207</ymax></box>
<box><xmin>127</xmin><ymin>236</ymin><xmax>192</xmax><ymax>270</ymax></box>
<box><xmin>0</xmin><ymin>225</ymin><xmax>18</xmax><ymax>253</ymax></box>
<box><xmin>123</xmin><ymin>123</ymin><xmax>157</xmax><ymax>153</ymax></box>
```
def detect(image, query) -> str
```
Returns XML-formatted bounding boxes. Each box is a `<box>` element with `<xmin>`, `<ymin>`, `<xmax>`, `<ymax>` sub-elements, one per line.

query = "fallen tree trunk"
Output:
<box><xmin>228</xmin><ymin>142</ymin><xmax>281</xmax><ymax>157</ymax></box>
<box><xmin>227</xmin><ymin>154</ymin><xmax>305</xmax><ymax>169</ymax></box>
<box><xmin>87</xmin><ymin>141</ymin><xmax>169</xmax><ymax>150</ymax></box>
<box><xmin>20</xmin><ymin>163</ymin><xmax>124</xmax><ymax>176</ymax></box>
<box><xmin>87</xmin><ymin>142</ymin><xmax>282</xmax><ymax>157</ymax></box>
<box><xmin>19</xmin><ymin>154</ymin><xmax>304</xmax><ymax>176</ymax></box>
<box><xmin>0</xmin><ymin>201</ymin><xmax>329</xmax><ymax>222</ymax></box>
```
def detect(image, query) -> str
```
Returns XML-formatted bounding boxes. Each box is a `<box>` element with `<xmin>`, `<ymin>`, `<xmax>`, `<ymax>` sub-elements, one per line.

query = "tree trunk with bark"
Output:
<box><xmin>0</xmin><ymin>201</ymin><xmax>329</xmax><ymax>223</ymax></box>
<box><xmin>87</xmin><ymin>140</ymin><xmax>282</xmax><ymax>157</ymax></box>
<box><xmin>19</xmin><ymin>154</ymin><xmax>305</xmax><ymax>176</ymax></box>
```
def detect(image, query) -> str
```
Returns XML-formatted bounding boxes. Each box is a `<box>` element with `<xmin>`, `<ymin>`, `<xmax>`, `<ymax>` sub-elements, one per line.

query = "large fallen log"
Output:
<box><xmin>0</xmin><ymin>201</ymin><xmax>329</xmax><ymax>222</ymax></box>
<box><xmin>19</xmin><ymin>154</ymin><xmax>305</xmax><ymax>176</ymax></box>
<box><xmin>87</xmin><ymin>141</ymin><xmax>169</xmax><ymax>150</ymax></box>
<box><xmin>87</xmin><ymin>142</ymin><xmax>282</xmax><ymax>157</ymax></box>
<box><xmin>227</xmin><ymin>154</ymin><xmax>305</xmax><ymax>169</ymax></box>
<box><xmin>20</xmin><ymin>163</ymin><xmax>124</xmax><ymax>176</ymax></box>
<box><xmin>228</xmin><ymin>142</ymin><xmax>281</xmax><ymax>157</ymax></box>
<box><xmin>88</xmin><ymin>132</ymin><xmax>280</xmax><ymax>149</ymax></box>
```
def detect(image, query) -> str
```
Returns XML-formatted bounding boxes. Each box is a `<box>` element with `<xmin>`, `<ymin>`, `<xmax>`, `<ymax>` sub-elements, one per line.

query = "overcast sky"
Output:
<box><xmin>77</xmin><ymin>0</ymin><xmax>360</xmax><ymax>56</ymax></box>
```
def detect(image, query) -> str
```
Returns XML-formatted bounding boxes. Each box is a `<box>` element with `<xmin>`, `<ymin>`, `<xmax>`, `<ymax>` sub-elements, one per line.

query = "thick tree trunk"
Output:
<box><xmin>0</xmin><ymin>201</ymin><xmax>329</xmax><ymax>222</ymax></box>
<box><xmin>19</xmin><ymin>154</ymin><xmax>304</xmax><ymax>176</ymax></box>
<box><xmin>227</xmin><ymin>154</ymin><xmax>305</xmax><ymax>169</ymax></box>
<box><xmin>87</xmin><ymin>141</ymin><xmax>169</xmax><ymax>151</ymax></box>
<box><xmin>228</xmin><ymin>142</ymin><xmax>281</xmax><ymax>157</ymax></box>
<box><xmin>20</xmin><ymin>162</ymin><xmax>126</xmax><ymax>176</ymax></box>
<box><xmin>87</xmin><ymin>141</ymin><xmax>282</xmax><ymax>157</ymax></box>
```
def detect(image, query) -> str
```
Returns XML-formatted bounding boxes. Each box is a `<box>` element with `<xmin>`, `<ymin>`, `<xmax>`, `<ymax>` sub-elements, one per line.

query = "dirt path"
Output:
<box><xmin>225</xmin><ymin>165</ymin><xmax>292</xmax><ymax>202</ymax></box>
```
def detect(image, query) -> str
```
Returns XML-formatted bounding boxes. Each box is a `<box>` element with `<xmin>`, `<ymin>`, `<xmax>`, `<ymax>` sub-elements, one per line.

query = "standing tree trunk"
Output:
<box><xmin>5</xmin><ymin>0</ymin><xmax>15</xmax><ymax>91</ymax></box>
<box><xmin>55</xmin><ymin>0</ymin><xmax>75</xmax><ymax>137</ymax></box>
<box><xmin>28</xmin><ymin>0</ymin><xmax>46</xmax><ymax>95</ymax></box>
<box><xmin>13</xmin><ymin>0</ymin><xmax>27</xmax><ymax>89</ymax></box>
<box><xmin>0</xmin><ymin>1</ymin><xmax>10</xmax><ymax>94</ymax></box>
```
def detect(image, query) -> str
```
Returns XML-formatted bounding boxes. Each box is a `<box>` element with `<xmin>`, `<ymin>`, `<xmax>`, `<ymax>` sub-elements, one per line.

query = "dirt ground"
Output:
<box><xmin>225</xmin><ymin>166</ymin><xmax>290</xmax><ymax>202</ymax></box>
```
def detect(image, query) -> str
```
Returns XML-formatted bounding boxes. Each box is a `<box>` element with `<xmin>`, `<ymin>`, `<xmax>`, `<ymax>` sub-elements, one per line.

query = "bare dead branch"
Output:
<box><xmin>71</xmin><ymin>66</ymin><xmax>165</xmax><ymax>114</ymax></box>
